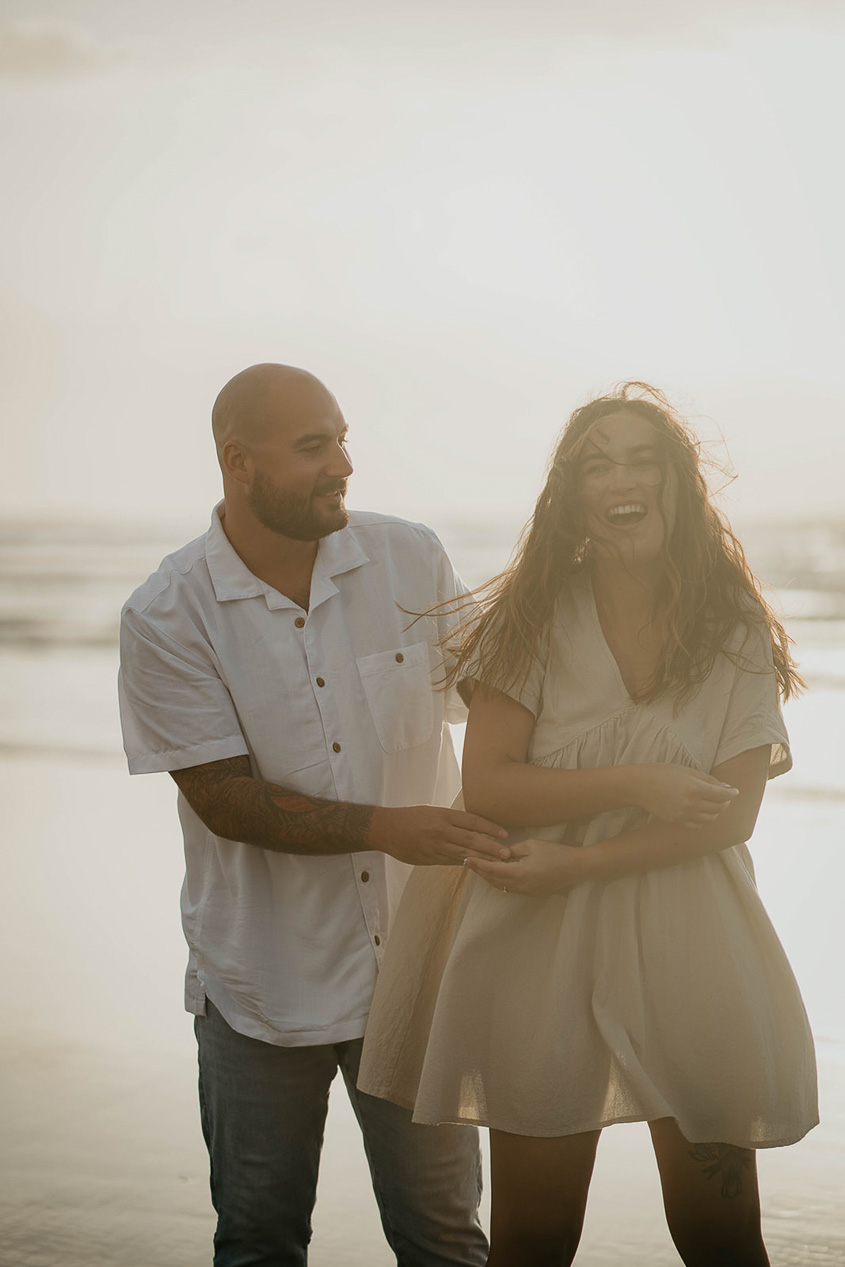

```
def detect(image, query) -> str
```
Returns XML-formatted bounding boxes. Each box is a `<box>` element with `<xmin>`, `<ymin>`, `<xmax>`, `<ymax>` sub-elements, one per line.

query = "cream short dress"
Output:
<box><xmin>357</xmin><ymin>569</ymin><xmax>819</xmax><ymax>1148</ymax></box>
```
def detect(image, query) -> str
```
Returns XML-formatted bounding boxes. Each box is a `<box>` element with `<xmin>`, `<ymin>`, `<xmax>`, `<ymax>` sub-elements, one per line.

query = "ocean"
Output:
<box><xmin>1</xmin><ymin>514</ymin><xmax>843</xmax><ymax>1266</ymax></box>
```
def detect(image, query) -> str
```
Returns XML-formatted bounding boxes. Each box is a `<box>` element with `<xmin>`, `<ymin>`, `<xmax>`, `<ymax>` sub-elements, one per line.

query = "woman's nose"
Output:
<box><xmin>608</xmin><ymin>459</ymin><xmax>638</xmax><ymax>490</ymax></box>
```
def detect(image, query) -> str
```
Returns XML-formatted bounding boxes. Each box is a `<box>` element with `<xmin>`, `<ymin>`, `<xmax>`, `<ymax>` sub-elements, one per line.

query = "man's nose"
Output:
<box><xmin>328</xmin><ymin>442</ymin><xmax>354</xmax><ymax>478</ymax></box>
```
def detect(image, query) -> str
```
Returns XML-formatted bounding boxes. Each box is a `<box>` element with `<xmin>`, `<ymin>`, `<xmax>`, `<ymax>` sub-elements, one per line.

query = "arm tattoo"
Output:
<box><xmin>171</xmin><ymin>756</ymin><xmax>375</xmax><ymax>856</ymax></box>
<box><xmin>687</xmin><ymin>1142</ymin><xmax>752</xmax><ymax>1199</ymax></box>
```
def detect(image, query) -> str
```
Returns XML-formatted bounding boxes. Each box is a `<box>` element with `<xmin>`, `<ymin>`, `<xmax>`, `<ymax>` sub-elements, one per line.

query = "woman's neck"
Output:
<box><xmin>590</xmin><ymin>556</ymin><xmax>663</xmax><ymax>624</ymax></box>
<box><xmin>589</xmin><ymin>559</ymin><xmax>667</xmax><ymax>699</ymax></box>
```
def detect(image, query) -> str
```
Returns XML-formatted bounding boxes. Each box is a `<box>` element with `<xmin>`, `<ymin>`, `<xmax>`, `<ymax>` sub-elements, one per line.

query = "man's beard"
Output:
<box><xmin>248</xmin><ymin>471</ymin><xmax>349</xmax><ymax>541</ymax></box>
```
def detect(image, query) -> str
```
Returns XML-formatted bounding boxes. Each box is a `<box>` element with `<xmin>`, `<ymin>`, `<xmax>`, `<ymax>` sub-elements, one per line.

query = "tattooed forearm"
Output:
<box><xmin>687</xmin><ymin>1142</ymin><xmax>752</xmax><ymax>1199</ymax></box>
<box><xmin>171</xmin><ymin>756</ymin><xmax>375</xmax><ymax>856</ymax></box>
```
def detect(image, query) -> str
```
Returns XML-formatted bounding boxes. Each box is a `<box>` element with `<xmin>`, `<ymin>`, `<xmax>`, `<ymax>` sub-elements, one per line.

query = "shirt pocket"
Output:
<box><xmin>356</xmin><ymin>640</ymin><xmax>437</xmax><ymax>753</ymax></box>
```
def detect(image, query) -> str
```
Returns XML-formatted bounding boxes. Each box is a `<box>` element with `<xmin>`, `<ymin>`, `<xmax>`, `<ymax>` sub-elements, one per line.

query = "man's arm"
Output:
<box><xmin>171</xmin><ymin>755</ymin><xmax>509</xmax><ymax>866</ymax></box>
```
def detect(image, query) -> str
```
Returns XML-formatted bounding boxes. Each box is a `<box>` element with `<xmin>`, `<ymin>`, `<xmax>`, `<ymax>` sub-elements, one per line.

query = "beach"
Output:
<box><xmin>1</xmin><ymin>523</ymin><xmax>844</xmax><ymax>1265</ymax></box>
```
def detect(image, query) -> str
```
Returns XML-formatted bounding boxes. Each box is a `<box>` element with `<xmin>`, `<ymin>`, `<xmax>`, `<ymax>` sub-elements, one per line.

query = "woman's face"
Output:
<box><xmin>575</xmin><ymin>410</ymin><xmax>677</xmax><ymax>567</ymax></box>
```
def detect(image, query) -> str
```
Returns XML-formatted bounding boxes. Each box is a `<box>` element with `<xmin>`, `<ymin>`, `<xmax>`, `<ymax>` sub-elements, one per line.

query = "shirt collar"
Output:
<box><xmin>205</xmin><ymin>502</ymin><xmax>370</xmax><ymax>608</ymax></box>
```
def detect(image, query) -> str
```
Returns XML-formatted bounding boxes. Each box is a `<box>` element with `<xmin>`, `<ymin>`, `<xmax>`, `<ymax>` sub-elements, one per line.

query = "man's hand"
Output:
<box><xmin>367</xmin><ymin>805</ymin><xmax>509</xmax><ymax>867</ymax></box>
<box><xmin>172</xmin><ymin>756</ymin><xmax>507</xmax><ymax>863</ymax></box>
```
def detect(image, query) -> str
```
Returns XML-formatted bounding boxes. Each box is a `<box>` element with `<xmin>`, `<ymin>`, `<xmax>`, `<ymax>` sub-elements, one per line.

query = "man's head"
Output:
<box><xmin>212</xmin><ymin>363</ymin><xmax>353</xmax><ymax>542</ymax></box>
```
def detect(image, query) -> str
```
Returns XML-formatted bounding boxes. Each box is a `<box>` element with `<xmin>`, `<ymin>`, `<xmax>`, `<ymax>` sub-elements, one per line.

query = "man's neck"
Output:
<box><xmin>221</xmin><ymin>503</ymin><xmax>319</xmax><ymax>610</ymax></box>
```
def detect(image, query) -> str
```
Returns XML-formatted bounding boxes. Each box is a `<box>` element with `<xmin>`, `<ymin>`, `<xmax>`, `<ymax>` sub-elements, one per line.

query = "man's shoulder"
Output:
<box><xmin>121</xmin><ymin>530</ymin><xmax>210</xmax><ymax>621</ymax></box>
<box><xmin>346</xmin><ymin>509</ymin><xmax>444</xmax><ymax>554</ymax></box>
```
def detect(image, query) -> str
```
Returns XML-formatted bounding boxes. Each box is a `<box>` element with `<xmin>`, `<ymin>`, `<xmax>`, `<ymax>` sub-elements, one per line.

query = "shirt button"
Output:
<box><xmin>294</xmin><ymin>617</ymin><xmax>305</xmax><ymax>628</ymax></box>
<box><xmin>395</xmin><ymin>652</ymin><xmax>404</xmax><ymax>663</ymax></box>
<box><xmin>374</xmin><ymin>935</ymin><xmax>381</xmax><ymax>946</ymax></box>
<box><xmin>316</xmin><ymin>677</ymin><xmax>325</xmax><ymax>688</ymax></box>
<box><xmin>361</xmin><ymin>871</ymin><xmax>370</xmax><ymax>883</ymax></box>
<box><xmin>332</xmin><ymin>741</ymin><xmax>341</xmax><ymax>753</ymax></box>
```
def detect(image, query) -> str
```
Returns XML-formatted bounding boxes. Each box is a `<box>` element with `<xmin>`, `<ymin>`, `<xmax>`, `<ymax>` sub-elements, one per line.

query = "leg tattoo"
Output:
<box><xmin>687</xmin><ymin>1143</ymin><xmax>752</xmax><ymax>1199</ymax></box>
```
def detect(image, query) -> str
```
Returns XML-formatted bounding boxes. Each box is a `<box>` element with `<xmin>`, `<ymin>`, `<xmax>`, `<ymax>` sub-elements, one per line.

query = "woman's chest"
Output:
<box><xmin>533</xmin><ymin>618</ymin><xmax>735</xmax><ymax>770</ymax></box>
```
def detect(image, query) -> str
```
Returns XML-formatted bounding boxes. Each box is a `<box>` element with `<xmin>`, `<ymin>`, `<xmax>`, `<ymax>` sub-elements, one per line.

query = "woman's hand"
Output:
<box><xmin>635</xmin><ymin>763</ymin><xmax>738</xmax><ymax>828</ymax></box>
<box><xmin>464</xmin><ymin>838</ymin><xmax>585</xmax><ymax>896</ymax></box>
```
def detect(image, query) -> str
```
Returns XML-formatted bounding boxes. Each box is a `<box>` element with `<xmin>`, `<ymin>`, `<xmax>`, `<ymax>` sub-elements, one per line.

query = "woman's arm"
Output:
<box><xmin>465</xmin><ymin>746</ymin><xmax>770</xmax><ymax>895</ymax></box>
<box><xmin>462</xmin><ymin>685</ymin><xmax>738</xmax><ymax>829</ymax></box>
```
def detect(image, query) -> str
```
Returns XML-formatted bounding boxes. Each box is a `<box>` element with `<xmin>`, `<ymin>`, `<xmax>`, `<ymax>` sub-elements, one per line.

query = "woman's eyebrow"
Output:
<box><xmin>579</xmin><ymin>441</ymin><xmax>658</xmax><ymax>463</ymax></box>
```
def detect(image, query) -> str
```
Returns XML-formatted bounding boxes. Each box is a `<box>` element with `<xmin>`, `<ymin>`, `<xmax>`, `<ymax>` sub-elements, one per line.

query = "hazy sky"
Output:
<box><xmin>2</xmin><ymin>0</ymin><xmax>843</xmax><ymax>529</ymax></box>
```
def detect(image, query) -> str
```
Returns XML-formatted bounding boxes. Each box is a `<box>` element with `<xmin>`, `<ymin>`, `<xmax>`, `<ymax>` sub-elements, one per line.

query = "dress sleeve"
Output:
<box><xmin>462</xmin><ymin>619</ymin><xmax>549</xmax><ymax>719</ymax></box>
<box><xmin>118</xmin><ymin>605</ymin><xmax>249</xmax><ymax>775</ymax></box>
<box><xmin>712</xmin><ymin>622</ymin><xmax>792</xmax><ymax>779</ymax></box>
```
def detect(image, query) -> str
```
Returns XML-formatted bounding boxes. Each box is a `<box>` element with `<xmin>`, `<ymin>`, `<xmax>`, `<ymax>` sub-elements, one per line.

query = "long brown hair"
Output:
<box><xmin>447</xmin><ymin>382</ymin><xmax>803</xmax><ymax>704</ymax></box>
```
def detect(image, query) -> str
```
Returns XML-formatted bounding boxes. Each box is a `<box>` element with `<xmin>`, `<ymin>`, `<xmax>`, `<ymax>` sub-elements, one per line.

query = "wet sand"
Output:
<box><xmin>2</xmin><ymin>652</ymin><xmax>844</xmax><ymax>1265</ymax></box>
<box><xmin>2</xmin><ymin>752</ymin><xmax>843</xmax><ymax>1265</ymax></box>
<box><xmin>2</xmin><ymin>1030</ymin><xmax>843</xmax><ymax>1266</ymax></box>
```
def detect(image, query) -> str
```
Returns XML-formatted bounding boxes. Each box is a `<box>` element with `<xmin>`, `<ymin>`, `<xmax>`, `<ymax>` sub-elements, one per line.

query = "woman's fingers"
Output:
<box><xmin>465</xmin><ymin>857</ymin><xmax>512</xmax><ymax>887</ymax></box>
<box><xmin>695</xmin><ymin>780</ymin><xmax>739</xmax><ymax>802</ymax></box>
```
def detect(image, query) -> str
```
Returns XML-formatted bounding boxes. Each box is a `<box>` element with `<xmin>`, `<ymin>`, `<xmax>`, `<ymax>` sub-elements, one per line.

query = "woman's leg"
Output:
<box><xmin>648</xmin><ymin>1118</ymin><xmax>769</xmax><ymax>1267</ymax></box>
<box><xmin>487</xmin><ymin>1128</ymin><xmax>601</xmax><ymax>1267</ymax></box>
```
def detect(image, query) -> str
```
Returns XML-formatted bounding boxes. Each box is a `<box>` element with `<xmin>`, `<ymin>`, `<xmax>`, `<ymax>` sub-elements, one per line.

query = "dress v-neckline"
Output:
<box><xmin>581</xmin><ymin>570</ymin><xmax>642</xmax><ymax>706</ymax></box>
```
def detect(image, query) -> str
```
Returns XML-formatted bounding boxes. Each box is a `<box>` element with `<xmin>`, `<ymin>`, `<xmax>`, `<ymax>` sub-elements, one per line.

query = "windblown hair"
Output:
<box><xmin>447</xmin><ymin>383</ymin><xmax>803</xmax><ymax>705</ymax></box>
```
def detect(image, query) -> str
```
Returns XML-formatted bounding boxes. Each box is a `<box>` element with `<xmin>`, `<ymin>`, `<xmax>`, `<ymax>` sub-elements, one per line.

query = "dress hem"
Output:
<box><xmin>362</xmin><ymin>1088</ymin><xmax>820</xmax><ymax>1150</ymax></box>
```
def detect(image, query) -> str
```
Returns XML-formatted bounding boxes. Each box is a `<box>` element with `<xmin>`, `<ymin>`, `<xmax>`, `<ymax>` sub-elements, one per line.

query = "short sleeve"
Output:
<box><xmin>461</xmin><ymin>618</ymin><xmax>549</xmax><ymax>719</ymax></box>
<box><xmin>712</xmin><ymin>622</ymin><xmax>792</xmax><ymax>779</ymax></box>
<box><xmin>118</xmin><ymin>606</ymin><xmax>249</xmax><ymax>775</ymax></box>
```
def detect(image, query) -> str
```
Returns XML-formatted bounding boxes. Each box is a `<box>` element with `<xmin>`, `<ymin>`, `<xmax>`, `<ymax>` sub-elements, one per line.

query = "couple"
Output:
<box><xmin>118</xmin><ymin>363</ymin><xmax>818</xmax><ymax>1267</ymax></box>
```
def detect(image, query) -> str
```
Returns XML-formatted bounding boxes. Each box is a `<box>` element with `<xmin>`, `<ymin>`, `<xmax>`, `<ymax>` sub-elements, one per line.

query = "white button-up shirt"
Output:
<box><xmin>119</xmin><ymin>506</ymin><xmax>468</xmax><ymax>1046</ymax></box>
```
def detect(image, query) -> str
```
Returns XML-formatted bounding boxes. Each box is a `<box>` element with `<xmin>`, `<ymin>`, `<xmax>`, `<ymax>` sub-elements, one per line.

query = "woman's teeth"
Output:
<box><xmin>606</xmin><ymin>504</ymin><xmax>647</xmax><ymax>525</ymax></box>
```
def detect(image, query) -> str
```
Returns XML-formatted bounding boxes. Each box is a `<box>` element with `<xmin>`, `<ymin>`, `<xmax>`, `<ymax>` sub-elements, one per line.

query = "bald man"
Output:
<box><xmin>118</xmin><ymin>364</ymin><xmax>501</xmax><ymax>1267</ymax></box>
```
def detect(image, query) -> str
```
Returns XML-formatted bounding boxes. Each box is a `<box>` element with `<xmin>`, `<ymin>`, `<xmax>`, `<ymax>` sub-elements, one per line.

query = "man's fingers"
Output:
<box><xmin>453</xmin><ymin>827</ymin><xmax>510</xmax><ymax>858</ymax></box>
<box><xmin>457</xmin><ymin>845</ymin><xmax>509</xmax><ymax>864</ymax></box>
<box><xmin>452</xmin><ymin>812</ymin><xmax>509</xmax><ymax>840</ymax></box>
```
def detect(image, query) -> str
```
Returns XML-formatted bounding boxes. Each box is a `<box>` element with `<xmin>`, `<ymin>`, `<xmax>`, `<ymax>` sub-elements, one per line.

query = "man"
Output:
<box><xmin>118</xmin><ymin>363</ymin><xmax>506</xmax><ymax>1267</ymax></box>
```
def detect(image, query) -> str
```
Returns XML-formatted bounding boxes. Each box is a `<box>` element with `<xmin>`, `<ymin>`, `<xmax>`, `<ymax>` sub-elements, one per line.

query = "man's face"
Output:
<box><xmin>246</xmin><ymin>385</ymin><xmax>354</xmax><ymax>542</ymax></box>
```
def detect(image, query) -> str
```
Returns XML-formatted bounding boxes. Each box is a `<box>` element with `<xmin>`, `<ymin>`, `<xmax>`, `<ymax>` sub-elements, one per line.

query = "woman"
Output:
<box><xmin>357</xmin><ymin>383</ymin><xmax>818</xmax><ymax>1267</ymax></box>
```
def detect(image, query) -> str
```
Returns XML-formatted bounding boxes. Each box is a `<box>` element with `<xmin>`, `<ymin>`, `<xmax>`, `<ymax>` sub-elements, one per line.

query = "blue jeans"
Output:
<box><xmin>195</xmin><ymin>1000</ymin><xmax>488</xmax><ymax>1267</ymax></box>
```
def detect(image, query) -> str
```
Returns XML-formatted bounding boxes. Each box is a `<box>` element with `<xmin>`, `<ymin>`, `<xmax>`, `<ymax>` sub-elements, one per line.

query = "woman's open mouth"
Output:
<box><xmin>605</xmin><ymin>503</ymin><xmax>648</xmax><ymax>527</ymax></box>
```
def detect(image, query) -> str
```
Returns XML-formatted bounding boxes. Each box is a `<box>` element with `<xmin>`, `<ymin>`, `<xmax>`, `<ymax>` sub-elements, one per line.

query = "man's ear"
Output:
<box><xmin>221</xmin><ymin>440</ymin><xmax>252</xmax><ymax>486</ymax></box>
